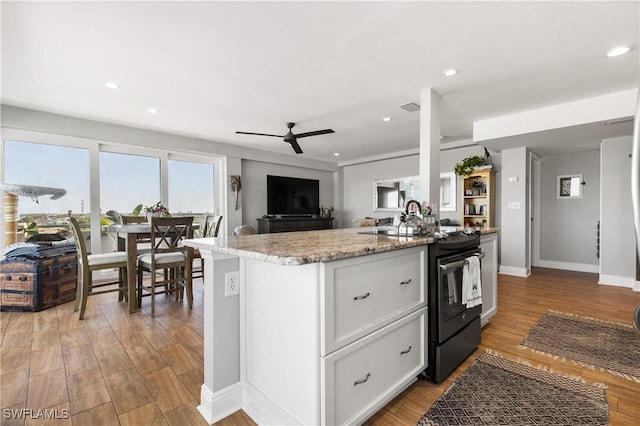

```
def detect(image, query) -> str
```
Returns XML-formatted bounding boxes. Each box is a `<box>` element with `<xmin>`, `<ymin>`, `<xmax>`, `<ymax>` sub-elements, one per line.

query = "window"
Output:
<box><xmin>168</xmin><ymin>159</ymin><xmax>214</xmax><ymax>214</ymax></box>
<box><xmin>440</xmin><ymin>172</ymin><xmax>457</xmax><ymax>212</ymax></box>
<box><xmin>99</xmin><ymin>151</ymin><xmax>160</xmax><ymax>215</ymax></box>
<box><xmin>4</xmin><ymin>140</ymin><xmax>90</xmax><ymax>216</ymax></box>
<box><xmin>1</xmin><ymin>129</ymin><xmax>223</xmax><ymax>251</ymax></box>
<box><xmin>3</xmin><ymin>140</ymin><xmax>90</xmax><ymax>243</ymax></box>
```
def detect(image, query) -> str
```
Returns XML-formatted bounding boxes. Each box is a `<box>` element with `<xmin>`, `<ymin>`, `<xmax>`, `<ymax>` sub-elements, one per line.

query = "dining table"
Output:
<box><xmin>105</xmin><ymin>221</ymin><xmax>199</xmax><ymax>313</ymax></box>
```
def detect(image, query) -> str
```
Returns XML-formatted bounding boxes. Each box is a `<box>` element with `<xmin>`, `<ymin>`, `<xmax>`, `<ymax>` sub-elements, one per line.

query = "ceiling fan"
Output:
<box><xmin>236</xmin><ymin>122</ymin><xmax>334</xmax><ymax>154</ymax></box>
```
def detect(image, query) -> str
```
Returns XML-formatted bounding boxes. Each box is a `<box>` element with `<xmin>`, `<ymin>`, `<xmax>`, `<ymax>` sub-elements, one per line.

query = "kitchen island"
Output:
<box><xmin>184</xmin><ymin>227</ymin><xmax>498</xmax><ymax>425</ymax></box>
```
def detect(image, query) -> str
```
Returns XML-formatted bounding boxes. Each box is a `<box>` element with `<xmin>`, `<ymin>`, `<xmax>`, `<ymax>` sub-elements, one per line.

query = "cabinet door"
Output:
<box><xmin>321</xmin><ymin>247</ymin><xmax>426</xmax><ymax>355</ymax></box>
<box><xmin>321</xmin><ymin>308</ymin><xmax>426</xmax><ymax>425</ymax></box>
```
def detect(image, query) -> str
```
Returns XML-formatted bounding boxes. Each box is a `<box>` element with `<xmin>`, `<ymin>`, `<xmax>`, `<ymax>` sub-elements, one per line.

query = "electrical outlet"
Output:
<box><xmin>224</xmin><ymin>271</ymin><xmax>239</xmax><ymax>296</ymax></box>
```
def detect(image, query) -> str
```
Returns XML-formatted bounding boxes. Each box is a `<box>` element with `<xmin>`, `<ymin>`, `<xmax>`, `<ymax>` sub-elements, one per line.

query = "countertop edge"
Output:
<box><xmin>185</xmin><ymin>227</ymin><xmax>498</xmax><ymax>266</ymax></box>
<box><xmin>185</xmin><ymin>235</ymin><xmax>434</xmax><ymax>265</ymax></box>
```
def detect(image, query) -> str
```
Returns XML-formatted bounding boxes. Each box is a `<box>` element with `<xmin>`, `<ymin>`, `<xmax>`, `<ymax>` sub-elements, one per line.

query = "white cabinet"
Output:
<box><xmin>480</xmin><ymin>232</ymin><xmax>498</xmax><ymax>325</ymax></box>
<box><xmin>322</xmin><ymin>248</ymin><xmax>424</xmax><ymax>355</ymax></box>
<box><xmin>322</xmin><ymin>309</ymin><xmax>425</xmax><ymax>425</ymax></box>
<box><xmin>240</xmin><ymin>246</ymin><xmax>428</xmax><ymax>425</ymax></box>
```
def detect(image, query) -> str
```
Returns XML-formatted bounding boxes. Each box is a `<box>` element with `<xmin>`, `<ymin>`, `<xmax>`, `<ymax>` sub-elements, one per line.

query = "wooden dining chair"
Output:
<box><xmin>67</xmin><ymin>217</ymin><xmax>129</xmax><ymax>320</ymax></box>
<box><xmin>121</xmin><ymin>215</ymin><xmax>147</xmax><ymax>225</ymax></box>
<box><xmin>192</xmin><ymin>215</ymin><xmax>223</xmax><ymax>280</ymax></box>
<box><xmin>118</xmin><ymin>215</ymin><xmax>152</xmax><ymax>251</ymax></box>
<box><xmin>137</xmin><ymin>216</ymin><xmax>194</xmax><ymax>317</ymax></box>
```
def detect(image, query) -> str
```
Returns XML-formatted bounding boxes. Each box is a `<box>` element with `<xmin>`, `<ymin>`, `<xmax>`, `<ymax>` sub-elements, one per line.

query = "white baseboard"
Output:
<box><xmin>197</xmin><ymin>383</ymin><xmax>242</xmax><ymax>425</ymax></box>
<box><xmin>598</xmin><ymin>274</ymin><xmax>635</xmax><ymax>289</ymax></box>
<box><xmin>242</xmin><ymin>380</ymin><xmax>302</xmax><ymax>425</ymax></box>
<box><xmin>538</xmin><ymin>260</ymin><xmax>599</xmax><ymax>274</ymax></box>
<box><xmin>498</xmin><ymin>265</ymin><xmax>530</xmax><ymax>277</ymax></box>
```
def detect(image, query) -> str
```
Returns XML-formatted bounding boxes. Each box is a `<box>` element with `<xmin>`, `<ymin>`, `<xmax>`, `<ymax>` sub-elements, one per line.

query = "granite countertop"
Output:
<box><xmin>185</xmin><ymin>227</ymin><xmax>433</xmax><ymax>266</ymax></box>
<box><xmin>184</xmin><ymin>226</ymin><xmax>499</xmax><ymax>266</ymax></box>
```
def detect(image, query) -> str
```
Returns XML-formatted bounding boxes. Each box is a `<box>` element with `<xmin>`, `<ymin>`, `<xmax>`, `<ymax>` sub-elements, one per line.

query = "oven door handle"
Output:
<box><xmin>439</xmin><ymin>252</ymin><xmax>485</xmax><ymax>271</ymax></box>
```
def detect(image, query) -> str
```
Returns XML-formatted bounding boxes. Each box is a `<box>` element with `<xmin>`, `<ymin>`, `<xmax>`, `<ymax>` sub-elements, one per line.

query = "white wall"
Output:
<box><xmin>1</xmin><ymin>105</ymin><xmax>338</xmax><ymax>173</ymax></box>
<box><xmin>1</xmin><ymin>105</ymin><xmax>338</xmax><ymax>238</ymax></box>
<box><xmin>600</xmin><ymin>136</ymin><xmax>635</xmax><ymax>287</ymax></box>
<box><xmin>241</xmin><ymin>160</ymin><xmax>335</xmax><ymax>230</ymax></box>
<box><xmin>211</xmin><ymin>256</ymin><xmax>240</xmax><ymax>391</ymax></box>
<box><xmin>539</xmin><ymin>150</ymin><xmax>600</xmax><ymax>271</ymax></box>
<box><xmin>342</xmin><ymin>155</ymin><xmax>419</xmax><ymax>227</ymax></box>
<box><xmin>342</xmin><ymin>145</ymin><xmax>502</xmax><ymax>228</ymax></box>
<box><xmin>500</xmin><ymin>147</ymin><xmax>529</xmax><ymax>276</ymax></box>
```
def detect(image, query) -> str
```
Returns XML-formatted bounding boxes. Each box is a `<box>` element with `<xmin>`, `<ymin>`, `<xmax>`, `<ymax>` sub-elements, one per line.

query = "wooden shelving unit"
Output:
<box><xmin>462</xmin><ymin>168</ymin><xmax>494</xmax><ymax>228</ymax></box>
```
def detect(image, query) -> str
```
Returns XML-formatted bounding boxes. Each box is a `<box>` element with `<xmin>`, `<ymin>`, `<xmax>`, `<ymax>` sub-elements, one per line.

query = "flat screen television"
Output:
<box><xmin>267</xmin><ymin>175</ymin><xmax>320</xmax><ymax>216</ymax></box>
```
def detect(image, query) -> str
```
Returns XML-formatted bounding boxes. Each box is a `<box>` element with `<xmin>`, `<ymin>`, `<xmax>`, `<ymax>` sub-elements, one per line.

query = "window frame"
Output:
<box><xmin>1</xmin><ymin>128</ymin><xmax>224</xmax><ymax>252</ymax></box>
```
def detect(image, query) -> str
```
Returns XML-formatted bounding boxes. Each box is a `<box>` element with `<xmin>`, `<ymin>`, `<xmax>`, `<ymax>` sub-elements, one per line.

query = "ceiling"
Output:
<box><xmin>1</xmin><ymin>1</ymin><xmax>638</xmax><ymax>163</ymax></box>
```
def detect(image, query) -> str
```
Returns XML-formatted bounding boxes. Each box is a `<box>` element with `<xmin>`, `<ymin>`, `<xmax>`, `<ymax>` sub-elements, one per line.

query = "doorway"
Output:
<box><xmin>529</xmin><ymin>151</ymin><xmax>541</xmax><ymax>269</ymax></box>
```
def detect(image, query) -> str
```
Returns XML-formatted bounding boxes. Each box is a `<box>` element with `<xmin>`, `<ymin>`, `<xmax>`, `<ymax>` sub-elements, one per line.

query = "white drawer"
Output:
<box><xmin>321</xmin><ymin>308</ymin><xmax>426</xmax><ymax>426</ymax></box>
<box><xmin>321</xmin><ymin>247</ymin><xmax>425</xmax><ymax>355</ymax></box>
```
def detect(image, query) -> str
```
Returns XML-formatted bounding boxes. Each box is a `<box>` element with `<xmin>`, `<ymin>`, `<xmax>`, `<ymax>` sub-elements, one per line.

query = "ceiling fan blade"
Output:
<box><xmin>289</xmin><ymin>139</ymin><xmax>303</xmax><ymax>154</ymax></box>
<box><xmin>294</xmin><ymin>129</ymin><xmax>335</xmax><ymax>139</ymax></box>
<box><xmin>236</xmin><ymin>131</ymin><xmax>283</xmax><ymax>138</ymax></box>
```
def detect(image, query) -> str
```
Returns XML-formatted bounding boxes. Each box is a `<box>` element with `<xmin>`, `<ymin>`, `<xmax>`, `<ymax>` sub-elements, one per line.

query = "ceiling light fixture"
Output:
<box><xmin>606</xmin><ymin>46</ymin><xmax>630</xmax><ymax>57</ymax></box>
<box><xmin>106</xmin><ymin>82</ymin><xmax>120</xmax><ymax>89</ymax></box>
<box><xmin>334</xmin><ymin>152</ymin><xmax>340</xmax><ymax>156</ymax></box>
<box><xmin>383</xmin><ymin>117</ymin><xmax>392</xmax><ymax>122</ymax></box>
<box><xmin>443</xmin><ymin>69</ymin><xmax>458</xmax><ymax>77</ymax></box>
<box><xmin>148</xmin><ymin>108</ymin><xmax>159</xmax><ymax>114</ymax></box>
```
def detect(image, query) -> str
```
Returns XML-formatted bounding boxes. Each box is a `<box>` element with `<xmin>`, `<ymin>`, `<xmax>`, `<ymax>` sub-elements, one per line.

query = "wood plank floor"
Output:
<box><xmin>1</xmin><ymin>267</ymin><xmax>639</xmax><ymax>425</ymax></box>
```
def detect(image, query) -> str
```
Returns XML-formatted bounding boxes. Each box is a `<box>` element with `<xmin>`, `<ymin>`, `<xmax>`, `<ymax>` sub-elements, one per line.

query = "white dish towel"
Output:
<box><xmin>462</xmin><ymin>255</ymin><xmax>482</xmax><ymax>308</ymax></box>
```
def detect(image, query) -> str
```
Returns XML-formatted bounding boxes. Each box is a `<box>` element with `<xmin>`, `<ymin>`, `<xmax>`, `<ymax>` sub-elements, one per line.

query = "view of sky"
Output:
<box><xmin>4</xmin><ymin>140</ymin><xmax>215</xmax><ymax>218</ymax></box>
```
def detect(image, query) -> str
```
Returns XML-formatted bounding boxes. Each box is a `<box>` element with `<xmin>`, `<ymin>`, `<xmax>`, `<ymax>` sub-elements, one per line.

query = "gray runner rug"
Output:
<box><xmin>520</xmin><ymin>311</ymin><xmax>640</xmax><ymax>382</ymax></box>
<box><xmin>417</xmin><ymin>352</ymin><xmax>608</xmax><ymax>425</ymax></box>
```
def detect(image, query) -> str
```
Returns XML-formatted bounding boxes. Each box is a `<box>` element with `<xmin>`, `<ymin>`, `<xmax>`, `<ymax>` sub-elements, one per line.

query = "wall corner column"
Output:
<box><xmin>419</xmin><ymin>89</ymin><xmax>441</xmax><ymax>213</ymax></box>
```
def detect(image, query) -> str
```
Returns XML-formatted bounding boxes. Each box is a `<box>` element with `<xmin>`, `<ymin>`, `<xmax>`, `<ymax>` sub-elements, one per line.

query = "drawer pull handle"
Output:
<box><xmin>5</xmin><ymin>275</ymin><xmax>11</xmax><ymax>281</ymax></box>
<box><xmin>353</xmin><ymin>372</ymin><xmax>371</xmax><ymax>386</ymax></box>
<box><xmin>400</xmin><ymin>345</ymin><xmax>412</xmax><ymax>355</ymax></box>
<box><xmin>18</xmin><ymin>276</ymin><xmax>28</xmax><ymax>281</ymax></box>
<box><xmin>353</xmin><ymin>292</ymin><xmax>370</xmax><ymax>301</ymax></box>
<box><xmin>400</xmin><ymin>279</ymin><xmax>412</xmax><ymax>285</ymax></box>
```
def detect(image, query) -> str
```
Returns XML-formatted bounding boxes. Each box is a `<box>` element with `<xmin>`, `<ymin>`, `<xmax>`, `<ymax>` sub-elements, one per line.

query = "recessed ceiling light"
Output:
<box><xmin>606</xmin><ymin>46</ymin><xmax>630</xmax><ymax>57</ymax></box>
<box><xmin>334</xmin><ymin>152</ymin><xmax>340</xmax><ymax>156</ymax></box>
<box><xmin>443</xmin><ymin>69</ymin><xmax>458</xmax><ymax>77</ymax></box>
<box><xmin>106</xmin><ymin>82</ymin><xmax>120</xmax><ymax>89</ymax></box>
<box><xmin>383</xmin><ymin>117</ymin><xmax>392</xmax><ymax>122</ymax></box>
<box><xmin>148</xmin><ymin>108</ymin><xmax>159</xmax><ymax>114</ymax></box>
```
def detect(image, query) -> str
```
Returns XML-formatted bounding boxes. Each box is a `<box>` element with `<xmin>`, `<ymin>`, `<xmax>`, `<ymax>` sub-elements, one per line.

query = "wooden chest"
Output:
<box><xmin>1</xmin><ymin>253</ymin><xmax>78</xmax><ymax>311</ymax></box>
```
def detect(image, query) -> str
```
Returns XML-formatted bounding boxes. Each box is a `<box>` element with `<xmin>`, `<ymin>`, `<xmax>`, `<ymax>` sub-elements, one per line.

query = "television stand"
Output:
<box><xmin>257</xmin><ymin>216</ymin><xmax>334</xmax><ymax>233</ymax></box>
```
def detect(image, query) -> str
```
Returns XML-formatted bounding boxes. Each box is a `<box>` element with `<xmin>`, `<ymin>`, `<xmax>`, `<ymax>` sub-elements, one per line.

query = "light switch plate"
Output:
<box><xmin>508</xmin><ymin>202</ymin><xmax>521</xmax><ymax>209</ymax></box>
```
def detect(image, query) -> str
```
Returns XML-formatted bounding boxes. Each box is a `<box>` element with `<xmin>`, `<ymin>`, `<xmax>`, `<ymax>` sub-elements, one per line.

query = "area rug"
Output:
<box><xmin>520</xmin><ymin>311</ymin><xmax>640</xmax><ymax>382</ymax></box>
<box><xmin>417</xmin><ymin>352</ymin><xmax>608</xmax><ymax>425</ymax></box>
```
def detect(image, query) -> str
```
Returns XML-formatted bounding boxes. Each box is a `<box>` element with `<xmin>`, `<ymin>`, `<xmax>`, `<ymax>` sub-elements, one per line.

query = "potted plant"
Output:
<box><xmin>454</xmin><ymin>155</ymin><xmax>487</xmax><ymax>176</ymax></box>
<box><xmin>143</xmin><ymin>201</ymin><xmax>170</xmax><ymax>222</ymax></box>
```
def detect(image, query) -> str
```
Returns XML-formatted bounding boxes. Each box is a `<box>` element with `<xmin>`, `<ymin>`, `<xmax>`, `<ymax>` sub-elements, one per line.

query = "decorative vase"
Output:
<box><xmin>146</xmin><ymin>213</ymin><xmax>161</xmax><ymax>223</ymax></box>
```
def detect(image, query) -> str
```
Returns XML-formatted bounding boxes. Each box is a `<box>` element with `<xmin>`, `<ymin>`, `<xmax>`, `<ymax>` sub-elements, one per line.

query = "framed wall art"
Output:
<box><xmin>557</xmin><ymin>174</ymin><xmax>583</xmax><ymax>199</ymax></box>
